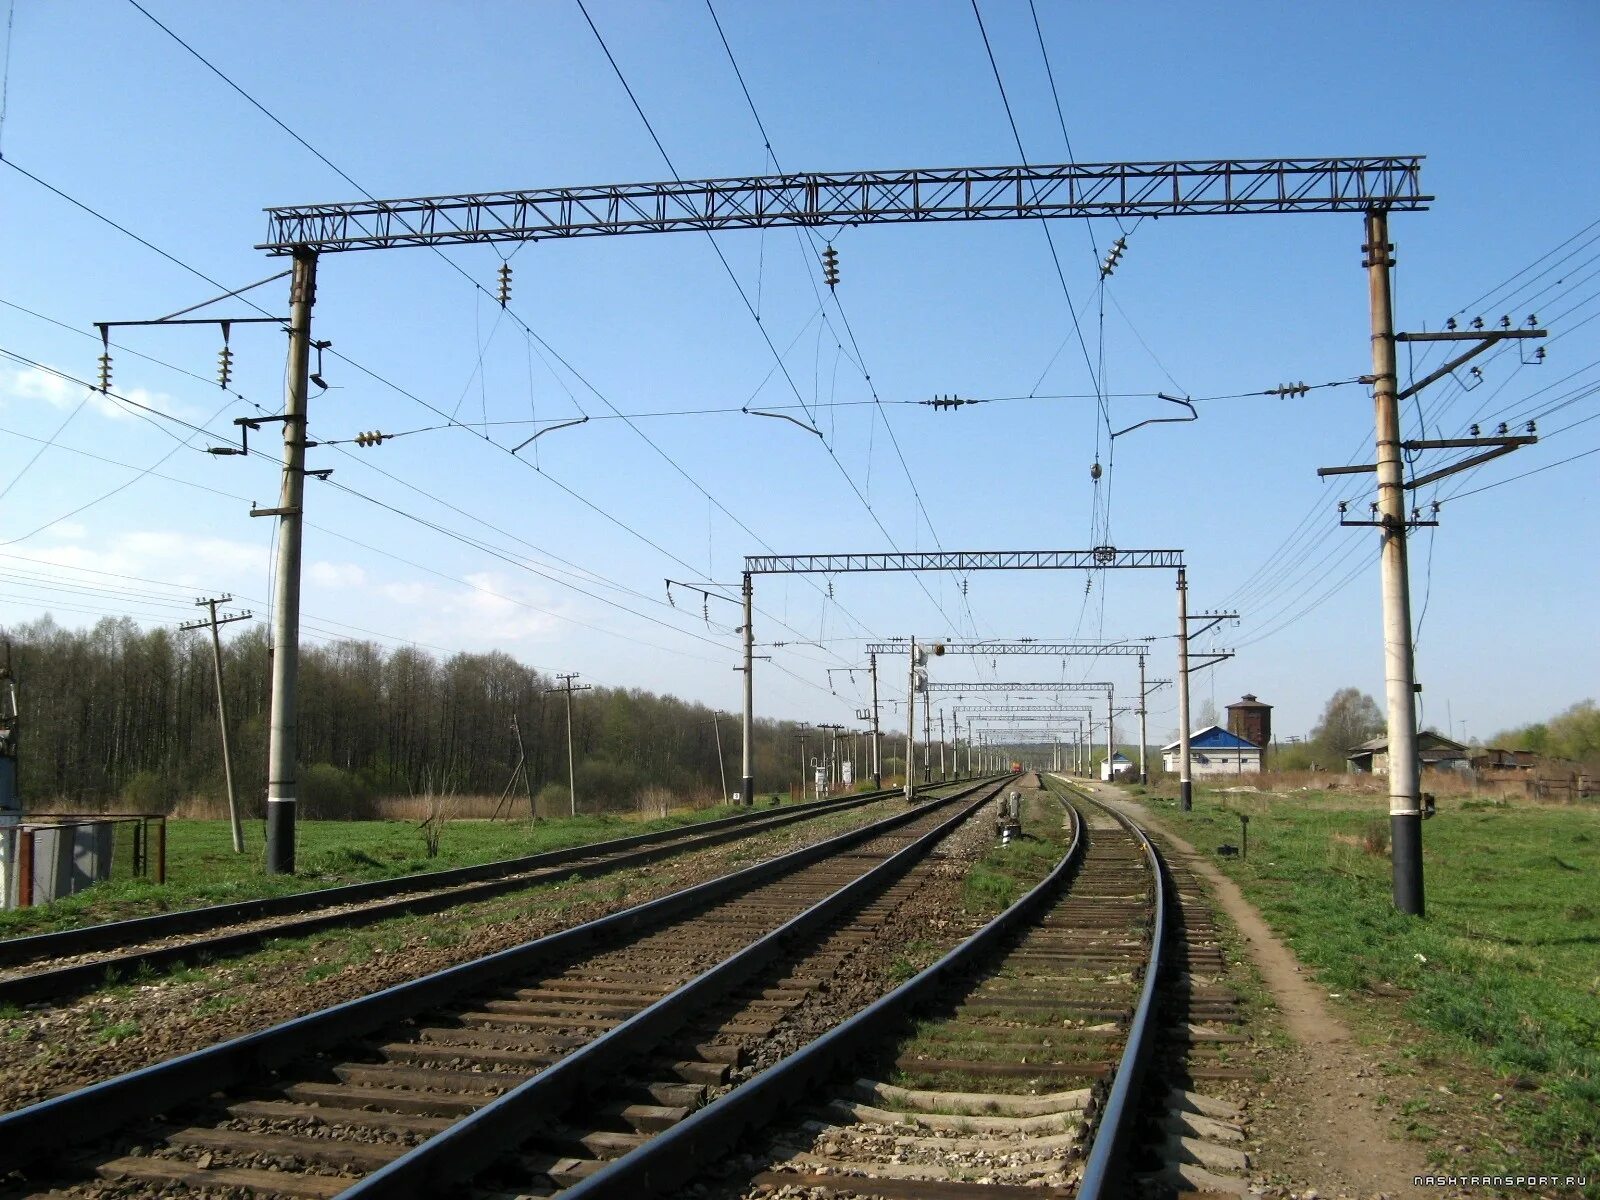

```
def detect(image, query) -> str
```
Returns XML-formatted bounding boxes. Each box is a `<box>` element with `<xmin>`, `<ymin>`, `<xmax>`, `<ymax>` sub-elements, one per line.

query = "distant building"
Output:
<box><xmin>1162</xmin><ymin>725</ymin><xmax>1263</xmax><ymax>776</ymax></box>
<box><xmin>1100</xmin><ymin>752</ymin><xmax>1135</xmax><ymax>781</ymax></box>
<box><xmin>1347</xmin><ymin>731</ymin><xmax>1470</xmax><ymax>775</ymax></box>
<box><xmin>1226</xmin><ymin>694</ymin><xmax>1273</xmax><ymax>769</ymax></box>
<box><xmin>1470</xmin><ymin>747</ymin><xmax>1537</xmax><ymax>772</ymax></box>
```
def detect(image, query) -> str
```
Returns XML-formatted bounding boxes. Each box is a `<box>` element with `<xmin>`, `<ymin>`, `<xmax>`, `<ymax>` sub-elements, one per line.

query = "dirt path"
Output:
<box><xmin>1080</xmin><ymin>780</ymin><xmax>1438</xmax><ymax>1199</ymax></box>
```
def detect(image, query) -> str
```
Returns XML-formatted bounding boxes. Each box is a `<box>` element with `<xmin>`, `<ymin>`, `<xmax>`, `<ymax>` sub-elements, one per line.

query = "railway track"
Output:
<box><xmin>0</xmin><ymin>775</ymin><xmax>1014</xmax><ymax>1199</ymax></box>
<box><xmin>549</xmin><ymin>773</ymin><xmax>1167</xmax><ymax>1200</ymax></box>
<box><xmin>0</xmin><ymin>783</ymin><xmax>944</xmax><ymax>1006</ymax></box>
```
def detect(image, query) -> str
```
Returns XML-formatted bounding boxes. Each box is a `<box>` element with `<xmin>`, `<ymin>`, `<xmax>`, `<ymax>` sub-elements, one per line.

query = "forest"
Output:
<box><xmin>3</xmin><ymin>616</ymin><xmax>836</xmax><ymax>816</ymax></box>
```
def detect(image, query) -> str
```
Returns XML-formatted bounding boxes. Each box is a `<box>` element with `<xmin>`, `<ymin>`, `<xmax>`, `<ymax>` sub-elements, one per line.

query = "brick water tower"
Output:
<box><xmin>1227</xmin><ymin>694</ymin><xmax>1273</xmax><ymax>769</ymax></box>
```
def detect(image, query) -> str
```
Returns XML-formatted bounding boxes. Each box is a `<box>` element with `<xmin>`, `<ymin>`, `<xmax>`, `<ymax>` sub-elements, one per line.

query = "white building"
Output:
<box><xmin>1161</xmin><ymin>725</ymin><xmax>1263</xmax><ymax>776</ymax></box>
<box><xmin>1100</xmin><ymin>752</ymin><xmax>1136</xmax><ymax>781</ymax></box>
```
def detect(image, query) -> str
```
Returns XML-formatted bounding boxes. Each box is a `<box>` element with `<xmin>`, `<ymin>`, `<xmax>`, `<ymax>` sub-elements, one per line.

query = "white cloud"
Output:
<box><xmin>309</xmin><ymin>561</ymin><xmax>367</xmax><ymax>588</ymax></box>
<box><xmin>383</xmin><ymin>570</ymin><xmax>564</xmax><ymax>644</ymax></box>
<box><xmin>0</xmin><ymin>363</ymin><xmax>188</xmax><ymax>423</ymax></box>
<box><xmin>17</xmin><ymin>530</ymin><xmax>267</xmax><ymax>586</ymax></box>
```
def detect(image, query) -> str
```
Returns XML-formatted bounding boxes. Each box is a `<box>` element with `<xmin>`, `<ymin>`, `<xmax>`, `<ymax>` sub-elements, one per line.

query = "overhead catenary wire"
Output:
<box><xmin>580</xmin><ymin>0</ymin><xmax>970</xmax><ymax>647</ymax></box>
<box><xmin>124</xmin><ymin>0</ymin><xmax>883</xmax><ymax>674</ymax></box>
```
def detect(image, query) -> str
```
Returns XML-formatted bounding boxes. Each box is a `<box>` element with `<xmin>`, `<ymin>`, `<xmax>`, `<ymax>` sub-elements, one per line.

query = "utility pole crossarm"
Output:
<box><xmin>261</xmin><ymin>157</ymin><xmax>1428</xmax><ymax>253</ymax></box>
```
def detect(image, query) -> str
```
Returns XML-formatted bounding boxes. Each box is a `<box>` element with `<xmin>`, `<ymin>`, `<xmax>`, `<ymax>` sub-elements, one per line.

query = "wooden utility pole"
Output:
<box><xmin>511</xmin><ymin>713</ymin><xmax>536</xmax><ymax>819</ymax></box>
<box><xmin>544</xmin><ymin>674</ymin><xmax>592</xmax><ymax>817</ymax></box>
<box><xmin>181</xmin><ymin>597</ymin><xmax>252</xmax><ymax>853</ymax></box>
<box><xmin>711</xmin><ymin>712</ymin><xmax>728</xmax><ymax>803</ymax></box>
<box><xmin>795</xmin><ymin>722</ymin><xmax>810</xmax><ymax>797</ymax></box>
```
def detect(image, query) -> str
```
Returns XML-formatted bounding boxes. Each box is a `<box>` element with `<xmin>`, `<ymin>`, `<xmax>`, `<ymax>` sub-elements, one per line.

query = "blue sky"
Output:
<box><xmin>1</xmin><ymin>0</ymin><xmax>1595</xmax><ymax>749</ymax></box>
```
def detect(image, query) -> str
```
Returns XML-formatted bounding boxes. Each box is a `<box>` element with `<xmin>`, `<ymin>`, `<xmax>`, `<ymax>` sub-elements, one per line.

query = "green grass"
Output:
<box><xmin>1150</xmin><ymin>786</ymin><xmax>1600</xmax><ymax>1187</ymax></box>
<box><xmin>0</xmin><ymin>803</ymin><xmax>754</xmax><ymax>939</ymax></box>
<box><xmin>960</xmin><ymin>790</ymin><xmax>1075</xmax><ymax>915</ymax></box>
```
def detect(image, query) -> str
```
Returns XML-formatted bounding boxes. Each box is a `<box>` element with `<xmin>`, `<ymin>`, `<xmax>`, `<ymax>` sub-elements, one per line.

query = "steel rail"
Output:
<box><xmin>0</xmin><ymin>786</ymin><xmax>920</xmax><ymax>1005</ymax></box>
<box><xmin>338</xmin><ymin>775</ymin><xmax>1016</xmax><ymax>1199</ymax></box>
<box><xmin>1054</xmin><ymin>776</ymin><xmax>1169</xmax><ymax>1200</ymax></box>
<box><xmin>551</xmin><ymin>785</ymin><xmax>1088</xmax><ymax>1200</ymax></box>
<box><xmin>0</xmin><ymin>778</ymin><xmax>998</xmax><ymax>1173</ymax></box>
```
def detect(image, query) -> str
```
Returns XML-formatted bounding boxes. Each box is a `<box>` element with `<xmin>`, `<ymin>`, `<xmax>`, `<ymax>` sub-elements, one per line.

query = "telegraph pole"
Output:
<box><xmin>868</xmin><ymin>653</ymin><xmax>882</xmax><ymax>788</ymax></box>
<box><xmin>181</xmin><ymin>597</ymin><xmax>253</xmax><ymax>853</ymax></box>
<box><xmin>1366</xmin><ymin>211</ymin><xmax>1424</xmax><ymax>915</ymax></box>
<box><xmin>793</xmin><ymin>722</ymin><xmax>810</xmax><ymax>797</ymax></box>
<box><xmin>740</xmin><ymin>571</ymin><xmax>755</xmax><ymax>806</ymax></box>
<box><xmin>1176</xmin><ymin>568</ymin><xmax>1193</xmax><ymax>812</ymax></box>
<box><xmin>511</xmin><ymin>713</ymin><xmax>536</xmax><ymax>819</ymax></box>
<box><xmin>712</xmin><ymin>712</ymin><xmax>728</xmax><ymax>803</ymax></box>
<box><xmin>544</xmin><ymin>674</ymin><xmax>592</xmax><ymax>817</ymax></box>
<box><xmin>264</xmin><ymin>249</ymin><xmax>317</xmax><ymax>875</ymax></box>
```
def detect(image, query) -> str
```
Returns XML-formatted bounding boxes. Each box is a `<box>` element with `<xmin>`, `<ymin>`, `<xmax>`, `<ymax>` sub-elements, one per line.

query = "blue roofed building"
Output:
<box><xmin>1161</xmin><ymin>725</ymin><xmax>1263</xmax><ymax>777</ymax></box>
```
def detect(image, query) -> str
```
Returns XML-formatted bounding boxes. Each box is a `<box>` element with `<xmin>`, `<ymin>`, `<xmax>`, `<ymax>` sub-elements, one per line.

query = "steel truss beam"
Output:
<box><xmin>261</xmin><ymin>158</ymin><xmax>1429</xmax><ymax>253</ymax></box>
<box><xmin>928</xmin><ymin>682</ymin><xmax>1111</xmax><ymax>693</ymax></box>
<box><xmin>747</xmin><ymin>550</ymin><xmax>1181</xmax><ymax>575</ymax></box>
<box><xmin>951</xmin><ymin>706</ymin><xmax>1095</xmax><ymax>713</ymax></box>
<box><xmin>866</xmin><ymin>642</ymin><xmax>1150</xmax><ymax>657</ymax></box>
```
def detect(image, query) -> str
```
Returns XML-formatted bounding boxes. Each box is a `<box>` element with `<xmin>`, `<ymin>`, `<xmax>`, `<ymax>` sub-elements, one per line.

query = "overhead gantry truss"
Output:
<box><xmin>928</xmin><ymin>682</ymin><xmax>1111</xmax><ymax>694</ymax></box>
<box><xmin>747</xmin><ymin>550</ymin><xmax>1182</xmax><ymax>574</ymax></box>
<box><xmin>866</xmin><ymin>641</ymin><xmax>1151</xmax><ymax>657</ymax></box>
<box><xmin>260</xmin><ymin>157</ymin><xmax>1429</xmax><ymax>253</ymax></box>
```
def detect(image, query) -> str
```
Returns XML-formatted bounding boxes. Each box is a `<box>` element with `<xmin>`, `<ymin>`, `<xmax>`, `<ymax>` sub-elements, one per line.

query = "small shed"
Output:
<box><xmin>1099</xmin><ymin>752</ymin><xmax>1135</xmax><ymax>781</ymax></box>
<box><xmin>1162</xmin><ymin>725</ymin><xmax>1263</xmax><ymax>776</ymax></box>
<box><xmin>1347</xmin><ymin>731</ymin><xmax>1469</xmax><ymax>775</ymax></box>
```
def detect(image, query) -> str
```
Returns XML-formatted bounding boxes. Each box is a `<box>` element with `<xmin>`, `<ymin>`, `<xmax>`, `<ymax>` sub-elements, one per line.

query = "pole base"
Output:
<box><xmin>740</xmin><ymin>775</ymin><xmax>755</xmax><ymax>808</ymax></box>
<box><xmin>1391</xmin><ymin>812</ymin><xmax>1425</xmax><ymax>916</ymax></box>
<box><xmin>266</xmin><ymin>799</ymin><xmax>296</xmax><ymax>874</ymax></box>
<box><xmin>1180</xmin><ymin>781</ymin><xmax>1193</xmax><ymax>812</ymax></box>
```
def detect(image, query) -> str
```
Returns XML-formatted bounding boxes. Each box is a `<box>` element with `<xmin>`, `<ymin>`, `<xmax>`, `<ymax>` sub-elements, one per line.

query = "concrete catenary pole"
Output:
<box><xmin>869</xmin><ymin>653</ymin><xmax>882</xmax><ymax>788</ymax></box>
<box><xmin>938</xmin><ymin>710</ymin><xmax>947</xmax><ymax>781</ymax></box>
<box><xmin>922</xmin><ymin>693</ymin><xmax>932</xmax><ymax>783</ymax></box>
<box><xmin>904</xmin><ymin>638</ymin><xmax>917</xmax><ymax>803</ymax></box>
<box><xmin>1366</xmin><ymin>209</ymin><xmax>1424</xmax><ymax>916</ymax></box>
<box><xmin>1106</xmin><ymin>688</ymin><xmax>1115</xmax><ymax>781</ymax></box>
<box><xmin>966</xmin><ymin>716</ymin><xmax>973</xmax><ymax>775</ymax></box>
<box><xmin>740</xmin><ymin>571</ymin><xmax>754</xmax><ymax>807</ymax></box>
<box><xmin>1138</xmin><ymin>654</ymin><xmax>1150</xmax><ymax>785</ymax></box>
<box><xmin>265</xmin><ymin>249</ymin><xmax>317</xmax><ymax>875</ymax></box>
<box><xmin>1176</xmin><ymin>566</ymin><xmax>1194</xmax><ymax>812</ymax></box>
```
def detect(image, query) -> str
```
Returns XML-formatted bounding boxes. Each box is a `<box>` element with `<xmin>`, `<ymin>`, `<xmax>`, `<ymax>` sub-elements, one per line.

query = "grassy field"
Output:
<box><xmin>0</xmin><ymin>803</ymin><xmax>758</xmax><ymax>939</ymax></box>
<box><xmin>1133</xmin><ymin>781</ymin><xmax>1600</xmax><ymax>1186</ymax></box>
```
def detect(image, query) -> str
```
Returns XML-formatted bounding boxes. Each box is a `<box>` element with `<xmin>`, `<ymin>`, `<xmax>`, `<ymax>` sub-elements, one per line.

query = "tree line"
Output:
<box><xmin>3</xmin><ymin>616</ymin><xmax>833</xmax><ymax>815</ymax></box>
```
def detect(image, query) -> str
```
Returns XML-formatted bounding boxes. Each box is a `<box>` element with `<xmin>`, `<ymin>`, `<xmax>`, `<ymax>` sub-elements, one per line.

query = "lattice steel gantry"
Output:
<box><xmin>251</xmin><ymin>153</ymin><xmax>1430</xmax><ymax>884</ymax></box>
